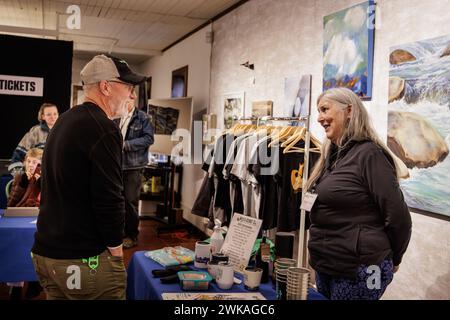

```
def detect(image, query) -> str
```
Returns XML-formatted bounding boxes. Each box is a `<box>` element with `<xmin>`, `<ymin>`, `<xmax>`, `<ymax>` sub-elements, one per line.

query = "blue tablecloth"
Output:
<box><xmin>127</xmin><ymin>251</ymin><xmax>326</xmax><ymax>300</ymax></box>
<box><xmin>0</xmin><ymin>211</ymin><xmax>38</xmax><ymax>282</ymax></box>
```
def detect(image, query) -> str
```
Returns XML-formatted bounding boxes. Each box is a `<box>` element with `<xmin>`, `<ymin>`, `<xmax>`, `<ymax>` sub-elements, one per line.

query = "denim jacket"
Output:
<box><xmin>123</xmin><ymin>108</ymin><xmax>154</xmax><ymax>170</ymax></box>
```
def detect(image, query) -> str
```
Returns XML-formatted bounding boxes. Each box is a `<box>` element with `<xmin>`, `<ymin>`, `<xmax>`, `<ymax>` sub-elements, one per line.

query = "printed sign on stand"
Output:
<box><xmin>220</xmin><ymin>213</ymin><xmax>262</xmax><ymax>274</ymax></box>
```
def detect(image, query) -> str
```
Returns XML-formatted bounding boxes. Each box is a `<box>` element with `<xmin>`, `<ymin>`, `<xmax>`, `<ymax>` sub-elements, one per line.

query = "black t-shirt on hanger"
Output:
<box><xmin>274</xmin><ymin>140</ymin><xmax>319</xmax><ymax>232</ymax></box>
<box><xmin>248</xmin><ymin>137</ymin><xmax>278</xmax><ymax>230</ymax></box>
<box><xmin>212</xmin><ymin>134</ymin><xmax>234</xmax><ymax>224</ymax></box>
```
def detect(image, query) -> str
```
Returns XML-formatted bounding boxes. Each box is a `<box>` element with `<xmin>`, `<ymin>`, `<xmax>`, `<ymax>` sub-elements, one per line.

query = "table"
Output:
<box><xmin>127</xmin><ymin>251</ymin><xmax>327</xmax><ymax>300</ymax></box>
<box><xmin>0</xmin><ymin>212</ymin><xmax>38</xmax><ymax>282</ymax></box>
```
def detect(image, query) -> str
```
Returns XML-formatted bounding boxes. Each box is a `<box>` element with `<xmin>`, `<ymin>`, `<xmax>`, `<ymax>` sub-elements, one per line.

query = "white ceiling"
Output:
<box><xmin>0</xmin><ymin>0</ymin><xmax>243</xmax><ymax>63</ymax></box>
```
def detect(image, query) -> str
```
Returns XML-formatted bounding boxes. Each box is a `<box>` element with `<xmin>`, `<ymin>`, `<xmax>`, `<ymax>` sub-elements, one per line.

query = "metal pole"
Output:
<box><xmin>298</xmin><ymin>76</ymin><xmax>312</xmax><ymax>268</ymax></box>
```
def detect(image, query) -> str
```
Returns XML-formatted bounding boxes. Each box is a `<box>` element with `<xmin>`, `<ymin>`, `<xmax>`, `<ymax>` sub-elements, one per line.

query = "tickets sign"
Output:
<box><xmin>0</xmin><ymin>74</ymin><xmax>44</xmax><ymax>97</ymax></box>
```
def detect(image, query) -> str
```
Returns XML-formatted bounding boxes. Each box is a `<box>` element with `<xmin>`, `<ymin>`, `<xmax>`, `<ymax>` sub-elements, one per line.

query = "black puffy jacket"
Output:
<box><xmin>308</xmin><ymin>139</ymin><xmax>412</xmax><ymax>278</ymax></box>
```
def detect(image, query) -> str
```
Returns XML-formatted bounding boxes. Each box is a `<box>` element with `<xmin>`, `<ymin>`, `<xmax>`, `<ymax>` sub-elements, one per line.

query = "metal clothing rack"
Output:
<box><xmin>235</xmin><ymin>114</ymin><xmax>313</xmax><ymax>268</ymax></box>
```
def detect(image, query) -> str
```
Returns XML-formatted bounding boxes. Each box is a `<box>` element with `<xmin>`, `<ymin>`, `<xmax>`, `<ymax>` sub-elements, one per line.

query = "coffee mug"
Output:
<box><xmin>216</xmin><ymin>262</ymin><xmax>234</xmax><ymax>290</ymax></box>
<box><xmin>194</xmin><ymin>241</ymin><xmax>211</xmax><ymax>268</ymax></box>
<box><xmin>207</xmin><ymin>261</ymin><xmax>220</xmax><ymax>279</ymax></box>
<box><xmin>244</xmin><ymin>267</ymin><xmax>263</xmax><ymax>291</ymax></box>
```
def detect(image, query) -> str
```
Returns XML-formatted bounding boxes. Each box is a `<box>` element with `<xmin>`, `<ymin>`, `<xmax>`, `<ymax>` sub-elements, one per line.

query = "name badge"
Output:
<box><xmin>300</xmin><ymin>192</ymin><xmax>318</xmax><ymax>212</ymax></box>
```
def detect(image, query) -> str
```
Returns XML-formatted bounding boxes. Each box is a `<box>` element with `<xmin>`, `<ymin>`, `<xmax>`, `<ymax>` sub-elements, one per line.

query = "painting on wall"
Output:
<box><xmin>148</xmin><ymin>104</ymin><xmax>180</xmax><ymax>135</ymax></box>
<box><xmin>284</xmin><ymin>75</ymin><xmax>312</xmax><ymax>119</ymax></box>
<box><xmin>251</xmin><ymin>100</ymin><xmax>273</xmax><ymax>118</ymax></box>
<box><xmin>387</xmin><ymin>34</ymin><xmax>450</xmax><ymax>217</ymax></box>
<box><xmin>223</xmin><ymin>92</ymin><xmax>245</xmax><ymax>129</ymax></box>
<box><xmin>323</xmin><ymin>0</ymin><xmax>375</xmax><ymax>99</ymax></box>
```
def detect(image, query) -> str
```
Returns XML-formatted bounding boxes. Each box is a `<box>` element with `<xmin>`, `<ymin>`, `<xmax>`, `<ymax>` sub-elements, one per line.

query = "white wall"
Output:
<box><xmin>207</xmin><ymin>0</ymin><xmax>450</xmax><ymax>300</ymax></box>
<box><xmin>138</xmin><ymin>25</ymin><xmax>213</xmax><ymax>233</ymax></box>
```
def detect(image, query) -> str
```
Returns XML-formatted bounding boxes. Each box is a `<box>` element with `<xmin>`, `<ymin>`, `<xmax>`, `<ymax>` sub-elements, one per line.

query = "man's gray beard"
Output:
<box><xmin>110</xmin><ymin>104</ymin><xmax>128</xmax><ymax>119</ymax></box>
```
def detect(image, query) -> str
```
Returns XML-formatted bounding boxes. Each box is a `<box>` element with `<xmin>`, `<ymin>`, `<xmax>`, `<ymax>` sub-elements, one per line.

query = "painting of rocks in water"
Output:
<box><xmin>388</xmin><ymin>34</ymin><xmax>450</xmax><ymax>217</ymax></box>
<box><xmin>323</xmin><ymin>1</ymin><xmax>375</xmax><ymax>99</ymax></box>
<box><xmin>148</xmin><ymin>104</ymin><xmax>180</xmax><ymax>135</ymax></box>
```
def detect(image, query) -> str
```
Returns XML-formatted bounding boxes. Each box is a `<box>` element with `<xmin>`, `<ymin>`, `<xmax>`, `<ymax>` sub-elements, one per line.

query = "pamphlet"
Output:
<box><xmin>220</xmin><ymin>213</ymin><xmax>262</xmax><ymax>274</ymax></box>
<box><xmin>162</xmin><ymin>292</ymin><xmax>266</xmax><ymax>300</ymax></box>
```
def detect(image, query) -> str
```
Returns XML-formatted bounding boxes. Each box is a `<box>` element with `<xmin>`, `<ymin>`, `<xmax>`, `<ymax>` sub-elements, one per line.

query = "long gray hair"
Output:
<box><xmin>306</xmin><ymin>87</ymin><xmax>396</xmax><ymax>190</ymax></box>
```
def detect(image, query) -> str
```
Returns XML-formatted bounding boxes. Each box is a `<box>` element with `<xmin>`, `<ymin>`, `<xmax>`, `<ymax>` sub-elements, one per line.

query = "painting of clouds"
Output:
<box><xmin>323</xmin><ymin>1</ymin><xmax>374</xmax><ymax>98</ymax></box>
<box><xmin>388</xmin><ymin>34</ymin><xmax>450</xmax><ymax>217</ymax></box>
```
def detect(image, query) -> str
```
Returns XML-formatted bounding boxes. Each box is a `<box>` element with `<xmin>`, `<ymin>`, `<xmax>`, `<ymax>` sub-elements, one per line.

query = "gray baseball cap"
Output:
<box><xmin>80</xmin><ymin>54</ymin><xmax>146</xmax><ymax>85</ymax></box>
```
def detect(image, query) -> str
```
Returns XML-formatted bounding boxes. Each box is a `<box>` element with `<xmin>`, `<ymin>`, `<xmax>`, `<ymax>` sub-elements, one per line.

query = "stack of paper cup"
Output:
<box><xmin>286</xmin><ymin>267</ymin><xmax>310</xmax><ymax>300</ymax></box>
<box><xmin>274</xmin><ymin>258</ymin><xmax>296</xmax><ymax>300</ymax></box>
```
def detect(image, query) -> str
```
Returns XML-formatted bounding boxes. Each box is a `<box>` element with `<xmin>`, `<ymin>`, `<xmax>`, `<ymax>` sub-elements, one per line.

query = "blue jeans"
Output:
<box><xmin>316</xmin><ymin>259</ymin><xmax>394</xmax><ymax>300</ymax></box>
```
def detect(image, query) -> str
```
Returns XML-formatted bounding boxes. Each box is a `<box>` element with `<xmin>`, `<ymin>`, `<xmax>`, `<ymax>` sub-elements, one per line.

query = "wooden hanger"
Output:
<box><xmin>281</xmin><ymin>127</ymin><xmax>306</xmax><ymax>148</ymax></box>
<box><xmin>283</xmin><ymin>127</ymin><xmax>307</xmax><ymax>153</ymax></box>
<box><xmin>268</xmin><ymin>126</ymin><xmax>296</xmax><ymax>147</ymax></box>
<box><xmin>283</xmin><ymin>131</ymin><xmax>322</xmax><ymax>154</ymax></box>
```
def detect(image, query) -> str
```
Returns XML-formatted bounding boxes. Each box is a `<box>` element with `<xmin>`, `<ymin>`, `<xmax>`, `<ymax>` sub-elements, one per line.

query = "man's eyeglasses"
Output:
<box><xmin>107</xmin><ymin>80</ymin><xmax>135</xmax><ymax>93</ymax></box>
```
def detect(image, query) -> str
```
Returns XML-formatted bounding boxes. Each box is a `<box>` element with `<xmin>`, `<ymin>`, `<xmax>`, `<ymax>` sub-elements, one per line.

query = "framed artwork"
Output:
<box><xmin>284</xmin><ymin>74</ymin><xmax>312</xmax><ymax>119</ymax></box>
<box><xmin>223</xmin><ymin>92</ymin><xmax>245</xmax><ymax>129</ymax></box>
<box><xmin>323</xmin><ymin>0</ymin><xmax>375</xmax><ymax>99</ymax></box>
<box><xmin>202</xmin><ymin>113</ymin><xmax>217</xmax><ymax>144</ymax></box>
<box><xmin>148</xmin><ymin>104</ymin><xmax>180</xmax><ymax>135</ymax></box>
<box><xmin>251</xmin><ymin>100</ymin><xmax>273</xmax><ymax>117</ymax></box>
<box><xmin>387</xmin><ymin>34</ymin><xmax>450</xmax><ymax>218</ymax></box>
<box><xmin>171</xmin><ymin>65</ymin><xmax>188</xmax><ymax>98</ymax></box>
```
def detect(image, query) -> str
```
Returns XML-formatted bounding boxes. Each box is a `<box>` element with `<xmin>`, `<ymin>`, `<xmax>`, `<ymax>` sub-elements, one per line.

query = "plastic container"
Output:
<box><xmin>177</xmin><ymin>271</ymin><xmax>212</xmax><ymax>291</ymax></box>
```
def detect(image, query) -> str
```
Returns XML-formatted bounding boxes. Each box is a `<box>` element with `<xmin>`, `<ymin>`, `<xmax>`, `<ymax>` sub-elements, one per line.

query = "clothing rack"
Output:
<box><xmin>234</xmin><ymin>114</ymin><xmax>313</xmax><ymax>268</ymax></box>
<box><xmin>235</xmin><ymin>115</ymin><xmax>308</xmax><ymax>128</ymax></box>
<box><xmin>258</xmin><ymin>116</ymin><xmax>309</xmax><ymax>122</ymax></box>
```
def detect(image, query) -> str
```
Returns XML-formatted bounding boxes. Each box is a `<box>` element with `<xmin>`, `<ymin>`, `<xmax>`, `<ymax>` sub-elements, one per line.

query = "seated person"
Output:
<box><xmin>8</xmin><ymin>148</ymin><xmax>43</xmax><ymax>207</ymax></box>
<box><xmin>7</xmin><ymin>148</ymin><xmax>43</xmax><ymax>300</ymax></box>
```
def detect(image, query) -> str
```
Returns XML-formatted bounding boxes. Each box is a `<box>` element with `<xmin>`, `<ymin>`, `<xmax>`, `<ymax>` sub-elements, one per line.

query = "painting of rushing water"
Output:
<box><xmin>388</xmin><ymin>34</ymin><xmax>450</xmax><ymax>217</ymax></box>
<box><xmin>323</xmin><ymin>1</ymin><xmax>375</xmax><ymax>99</ymax></box>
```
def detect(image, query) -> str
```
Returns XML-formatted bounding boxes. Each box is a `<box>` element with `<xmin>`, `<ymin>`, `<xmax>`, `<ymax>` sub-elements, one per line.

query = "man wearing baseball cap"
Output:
<box><xmin>31</xmin><ymin>54</ymin><xmax>145</xmax><ymax>299</ymax></box>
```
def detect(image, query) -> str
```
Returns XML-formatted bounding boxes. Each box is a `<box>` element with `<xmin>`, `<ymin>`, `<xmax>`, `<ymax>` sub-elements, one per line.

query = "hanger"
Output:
<box><xmin>283</xmin><ymin>127</ymin><xmax>307</xmax><ymax>153</ymax></box>
<box><xmin>268</xmin><ymin>126</ymin><xmax>296</xmax><ymax>147</ymax></box>
<box><xmin>283</xmin><ymin>131</ymin><xmax>322</xmax><ymax>154</ymax></box>
<box><xmin>281</xmin><ymin>127</ymin><xmax>305</xmax><ymax>148</ymax></box>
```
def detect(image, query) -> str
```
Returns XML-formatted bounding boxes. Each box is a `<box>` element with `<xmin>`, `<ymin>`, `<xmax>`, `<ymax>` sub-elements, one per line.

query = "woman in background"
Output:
<box><xmin>306</xmin><ymin>87</ymin><xmax>412</xmax><ymax>300</ymax></box>
<box><xmin>8</xmin><ymin>103</ymin><xmax>58</xmax><ymax>175</ymax></box>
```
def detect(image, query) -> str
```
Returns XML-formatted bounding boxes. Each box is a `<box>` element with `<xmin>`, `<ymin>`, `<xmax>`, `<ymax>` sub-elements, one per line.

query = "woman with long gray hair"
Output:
<box><xmin>306</xmin><ymin>87</ymin><xmax>412</xmax><ymax>300</ymax></box>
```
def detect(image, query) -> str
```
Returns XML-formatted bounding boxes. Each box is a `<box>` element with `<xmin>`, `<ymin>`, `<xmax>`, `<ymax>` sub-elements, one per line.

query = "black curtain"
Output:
<box><xmin>0</xmin><ymin>34</ymin><xmax>73</xmax><ymax>159</ymax></box>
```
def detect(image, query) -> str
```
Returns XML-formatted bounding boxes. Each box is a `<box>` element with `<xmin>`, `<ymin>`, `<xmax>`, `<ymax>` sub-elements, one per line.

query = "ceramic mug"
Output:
<box><xmin>215</xmin><ymin>262</ymin><xmax>234</xmax><ymax>290</ymax></box>
<box><xmin>244</xmin><ymin>267</ymin><xmax>263</xmax><ymax>291</ymax></box>
<box><xmin>207</xmin><ymin>260</ymin><xmax>220</xmax><ymax>279</ymax></box>
<box><xmin>194</xmin><ymin>241</ymin><xmax>211</xmax><ymax>268</ymax></box>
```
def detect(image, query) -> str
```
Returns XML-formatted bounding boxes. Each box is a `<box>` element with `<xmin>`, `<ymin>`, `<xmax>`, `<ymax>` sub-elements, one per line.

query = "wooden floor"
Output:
<box><xmin>0</xmin><ymin>219</ymin><xmax>205</xmax><ymax>300</ymax></box>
